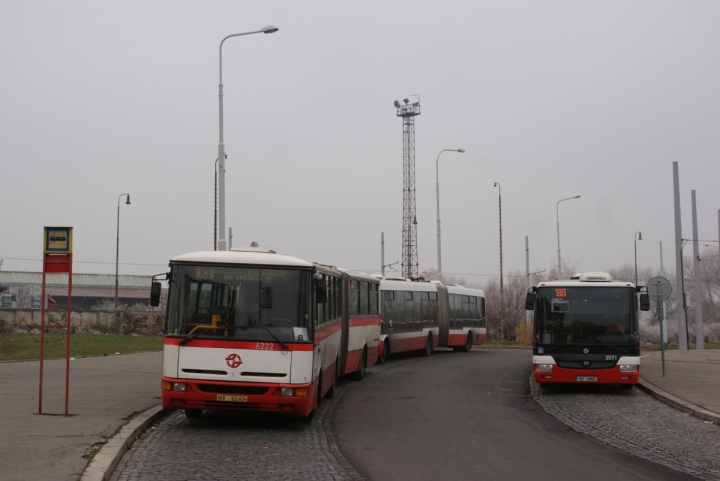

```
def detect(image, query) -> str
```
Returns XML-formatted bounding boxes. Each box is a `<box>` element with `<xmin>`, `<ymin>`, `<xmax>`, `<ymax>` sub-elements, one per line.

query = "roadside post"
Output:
<box><xmin>38</xmin><ymin>227</ymin><xmax>74</xmax><ymax>414</ymax></box>
<box><xmin>648</xmin><ymin>276</ymin><xmax>672</xmax><ymax>377</ymax></box>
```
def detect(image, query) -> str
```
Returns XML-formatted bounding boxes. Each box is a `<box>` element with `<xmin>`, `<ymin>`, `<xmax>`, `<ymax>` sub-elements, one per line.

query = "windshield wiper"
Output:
<box><xmin>261</xmin><ymin>326</ymin><xmax>288</xmax><ymax>350</ymax></box>
<box><xmin>179</xmin><ymin>328</ymin><xmax>209</xmax><ymax>346</ymax></box>
<box><xmin>179</xmin><ymin>325</ymin><xmax>288</xmax><ymax>349</ymax></box>
<box><xmin>179</xmin><ymin>325</ymin><xmax>247</xmax><ymax>345</ymax></box>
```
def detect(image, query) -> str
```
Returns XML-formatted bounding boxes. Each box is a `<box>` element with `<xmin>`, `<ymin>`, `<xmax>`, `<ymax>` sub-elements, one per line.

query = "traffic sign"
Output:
<box><xmin>647</xmin><ymin>276</ymin><xmax>672</xmax><ymax>303</ymax></box>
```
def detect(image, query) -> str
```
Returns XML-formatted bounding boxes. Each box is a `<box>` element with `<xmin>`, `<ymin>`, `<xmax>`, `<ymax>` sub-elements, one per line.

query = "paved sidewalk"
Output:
<box><xmin>0</xmin><ymin>352</ymin><xmax>162</xmax><ymax>481</ymax></box>
<box><xmin>639</xmin><ymin>349</ymin><xmax>720</xmax><ymax>423</ymax></box>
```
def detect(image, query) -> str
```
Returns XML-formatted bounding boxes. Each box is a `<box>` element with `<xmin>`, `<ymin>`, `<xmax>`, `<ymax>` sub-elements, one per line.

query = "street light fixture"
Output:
<box><xmin>556</xmin><ymin>195</ymin><xmax>581</xmax><ymax>279</ymax></box>
<box><xmin>634</xmin><ymin>231</ymin><xmax>642</xmax><ymax>286</ymax></box>
<box><xmin>494</xmin><ymin>182</ymin><xmax>503</xmax><ymax>296</ymax></box>
<box><xmin>435</xmin><ymin>148</ymin><xmax>465</xmax><ymax>282</ymax></box>
<box><xmin>216</xmin><ymin>25</ymin><xmax>279</xmax><ymax>251</ymax></box>
<box><xmin>115</xmin><ymin>193</ymin><xmax>131</xmax><ymax>327</ymax></box>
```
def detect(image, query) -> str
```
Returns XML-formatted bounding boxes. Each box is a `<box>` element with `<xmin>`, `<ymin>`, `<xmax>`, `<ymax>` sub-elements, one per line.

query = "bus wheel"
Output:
<box><xmin>422</xmin><ymin>334</ymin><xmax>433</xmax><ymax>357</ymax></box>
<box><xmin>620</xmin><ymin>384</ymin><xmax>633</xmax><ymax>391</ymax></box>
<box><xmin>326</xmin><ymin>361</ymin><xmax>337</xmax><ymax>399</ymax></box>
<box><xmin>300</xmin><ymin>409</ymin><xmax>316</xmax><ymax>423</ymax></box>
<box><xmin>460</xmin><ymin>333</ymin><xmax>472</xmax><ymax>352</ymax></box>
<box><xmin>352</xmin><ymin>349</ymin><xmax>366</xmax><ymax>381</ymax></box>
<box><xmin>378</xmin><ymin>339</ymin><xmax>390</xmax><ymax>364</ymax></box>
<box><xmin>184</xmin><ymin>409</ymin><xmax>203</xmax><ymax>419</ymax></box>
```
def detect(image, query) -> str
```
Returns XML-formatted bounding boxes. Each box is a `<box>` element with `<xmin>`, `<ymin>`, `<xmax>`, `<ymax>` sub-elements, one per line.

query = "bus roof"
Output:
<box><xmin>447</xmin><ymin>284</ymin><xmax>485</xmax><ymax>297</ymax></box>
<box><xmin>537</xmin><ymin>279</ymin><xmax>636</xmax><ymax>289</ymax></box>
<box><xmin>171</xmin><ymin>249</ymin><xmax>314</xmax><ymax>268</ymax></box>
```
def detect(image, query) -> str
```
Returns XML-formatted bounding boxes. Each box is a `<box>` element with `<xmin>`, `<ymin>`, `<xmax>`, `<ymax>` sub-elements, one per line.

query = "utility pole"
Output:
<box><xmin>691</xmin><ymin>190</ymin><xmax>703</xmax><ymax>349</ymax></box>
<box><xmin>672</xmin><ymin>162</ymin><xmax>688</xmax><ymax>350</ymax></box>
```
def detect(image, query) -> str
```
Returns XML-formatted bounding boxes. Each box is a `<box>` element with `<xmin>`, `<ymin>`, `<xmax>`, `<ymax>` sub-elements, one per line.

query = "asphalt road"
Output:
<box><xmin>332</xmin><ymin>348</ymin><xmax>697</xmax><ymax>481</ymax></box>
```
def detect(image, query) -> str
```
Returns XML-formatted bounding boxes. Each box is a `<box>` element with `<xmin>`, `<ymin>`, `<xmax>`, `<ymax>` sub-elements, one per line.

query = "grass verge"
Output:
<box><xmin>0</xmin><ymin>333</ymin><xmax>163</xmax><ymax>361</ymax></box>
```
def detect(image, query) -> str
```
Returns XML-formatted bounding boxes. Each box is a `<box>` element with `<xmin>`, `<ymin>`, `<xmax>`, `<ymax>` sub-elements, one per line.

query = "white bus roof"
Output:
<box><xmin>537</xmin><ymin>279</ymin><xmax>636</xmax><ymax>289</ymax></box>
<box><xmin>171</xmin><ymin>249</ymin><xmax>314</xmax><ymax>268</ymax></box>
<box><xmin>447</xmin><ymin>284</ymin><xmax>485</xmax><ymax>297</ymax></box>
<box><xmin>380</xmin><ymin>279</ymin><xmax>438</xmax><ymax>292</ymax></box>
<box><xmin>379</xmin><ymin>279</ymin><xmax>484</xmax><ymax>297</ymax></box>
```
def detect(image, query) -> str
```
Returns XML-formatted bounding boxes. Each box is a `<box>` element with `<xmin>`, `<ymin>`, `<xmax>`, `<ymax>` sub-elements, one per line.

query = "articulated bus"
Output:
<box><xmin>152</xmin><ymin>246</ymin><xmax>380</xmax><ymax>420</ymax></box>
<box><xmin>525</xmin><ymin>272</ymin><xmax>649</xmax><ymax>389</ymax></box>
<box><xmin>378</xmin><ymin>279</ymin><xmax>486</xmax><ymax>360</ymax></box>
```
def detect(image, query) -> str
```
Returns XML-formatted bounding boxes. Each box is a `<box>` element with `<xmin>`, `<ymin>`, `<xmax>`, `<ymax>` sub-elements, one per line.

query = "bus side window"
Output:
<box><xmin>360</xmin><ymin>281</ymin><xmax>369</xmax><ymax>316</ymax></box>
<box><xmin>370</xmin><ymin>283</ymin><xmax>378</xmax><ymax>315</ymax></box>
<box><xmin>349</xmin><ymin>281</ymin><xmax>359</xmax><ymax>317</ymax></box>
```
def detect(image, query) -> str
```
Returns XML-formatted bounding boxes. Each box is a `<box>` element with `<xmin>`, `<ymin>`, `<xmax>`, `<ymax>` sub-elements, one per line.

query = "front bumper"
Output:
<box><xmin>161</xmin><ymin>377</ymin><xmax>315</xmax><ymax>417</ymax></box>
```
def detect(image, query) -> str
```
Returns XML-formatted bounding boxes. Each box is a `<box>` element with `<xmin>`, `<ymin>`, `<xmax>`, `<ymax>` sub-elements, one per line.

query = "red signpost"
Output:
<box><xmin>38</xmin><ymin>227</ymin><xmax>74</xmax><ymax>415</ymax></box>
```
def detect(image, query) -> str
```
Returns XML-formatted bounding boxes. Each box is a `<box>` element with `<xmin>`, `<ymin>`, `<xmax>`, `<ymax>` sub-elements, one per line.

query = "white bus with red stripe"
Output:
<box><xmin>525</xmin><ymin>272</ymin><xmax>650</xmax><ymax>389</ymax></box>
<box><xmin>155</xmin><ymin>246</ymin><xmax>380</xmax><ymax>420</ymax></box>
<box><xmin>377</xmin><ymin>279</ymin><xmax>486</xmax><ymax>360</ymax></box>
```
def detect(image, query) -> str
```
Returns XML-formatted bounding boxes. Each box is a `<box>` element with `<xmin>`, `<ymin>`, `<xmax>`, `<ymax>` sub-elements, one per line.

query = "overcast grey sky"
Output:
<box><xmin>1</xmin><ymin>1</ymin><xmax>719</xmax><ymax>281</ymax></box>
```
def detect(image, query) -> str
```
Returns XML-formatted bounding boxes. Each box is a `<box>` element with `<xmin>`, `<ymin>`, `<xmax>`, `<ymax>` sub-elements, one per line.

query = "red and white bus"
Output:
<box><xmin>153</xmin><ymin>246</ymin><xmax>380</xmax><ymax>420</ymax></box>
<box><xmin>525</xmin><ymin>272</ymin><xmax>649</xmax><ymax>389</ymax></box>
<box><xmin>378</xmin><ymin>279</ymin><xmax>486</xmax><ymax>360</ymax></box>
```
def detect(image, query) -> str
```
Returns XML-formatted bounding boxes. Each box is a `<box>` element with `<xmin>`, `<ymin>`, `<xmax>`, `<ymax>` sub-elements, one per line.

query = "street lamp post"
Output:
<box><xmin>634</xmin><ymin>231</ymin><xmax>642</xmax><ymax>285</ymax></box>
<box><xmin>216</xmin><ymin>25</ymin><xmax>279</xmax><ymax>251</ymax></box>
<box><xmin>494</xmin><ymin>182</ymin><xmax>503</xmax><ymax>296</ymax></box>
<box><xmin>435</xmin><ymin>148</ymin><xmax>465</xmax><ymax>282</ymax></box>
<box><xmin>556</xmin><ymin>195</ymin><xmax>581</xmax><ymax>279</ymax></box>
<box><xmin>115</xmin><ymin>193</ymin><xmax>131</xmax><ymax>327</ymax></box>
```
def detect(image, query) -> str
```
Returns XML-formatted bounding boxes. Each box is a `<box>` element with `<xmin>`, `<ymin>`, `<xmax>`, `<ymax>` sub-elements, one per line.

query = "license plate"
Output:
<box><xmin>575</xmin><ymin>376</ymin><xmax>597</xmax><ymax>382</ymax></box>
<box><xmin>216</xmin><ymin>395</ymin><xmax>248</xmax><ymax>402</ymax></box>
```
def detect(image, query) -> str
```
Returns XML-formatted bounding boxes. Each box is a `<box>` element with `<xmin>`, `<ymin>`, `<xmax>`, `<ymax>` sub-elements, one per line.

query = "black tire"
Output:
<box><xmin>317</xmin><ymin>376</ymin><xmax>322</xmax><ymax>405</ymax></box>
<box><xmin>539</xmin><ymin>383</ymin><xmax>552</xmax><ymax>390</ymax></box>
<box><xmin>422</xmin><ymin>334</ymin><xmax>433</xmax><ymax>357</ymax></box>
<box><xmin>620</xmin><ymin>384</ymin><xmax>633</xmax><ymax>391</ymax></box>
<box><xmin>184</xmin><ymin>409</ymin><xmax>203</xmax><ymax>419</ymax></box>
<box><xmin>459</xmin><ymin>333</ymin><xmax>472</xmax><ymax>352</ymax></box>
<box><xmin>352</xmin><ymin>349</ymin><xmax>366</xmax><ymax>381</ymax></box>
<box><xmin>326</xmin><ymin>361</ymin><xmax>337</xmax><ymax>399</ymax></box>
<box><xmin>299</xmin><ymin>409</ymin><xmax>316</xmax><ymax>423</ymax></box>
<box><xmin>378</xmin><ymin>340</ymin><xmax>390</xmax><ymax>364</ymax></box>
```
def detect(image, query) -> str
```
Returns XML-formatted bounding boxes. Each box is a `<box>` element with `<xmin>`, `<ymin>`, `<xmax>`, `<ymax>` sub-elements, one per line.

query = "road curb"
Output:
<box><xmin>637</xmin><ymin>377</ymin><xmax>720</xmax><ymax>426</ymax></box>
<box><xmin>79</xmin><ymin>404</ymin><xmax>168</xmax><ymax>481</ymax></box>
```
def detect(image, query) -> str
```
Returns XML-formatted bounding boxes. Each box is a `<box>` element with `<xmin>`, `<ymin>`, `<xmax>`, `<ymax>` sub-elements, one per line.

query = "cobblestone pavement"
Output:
<box><xmin>531</xmin><ymin>378</ymin><xmax>720</xmax><ymax>481</ymax></box>
<box><xmin>109</xmin><ymin>356</ymin><xmax>422</xmax><ymax>481</ymax></box>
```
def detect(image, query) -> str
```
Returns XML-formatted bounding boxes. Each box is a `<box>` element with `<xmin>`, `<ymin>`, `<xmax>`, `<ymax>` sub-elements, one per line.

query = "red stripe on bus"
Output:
<box><xmin>349</xmin><ymin>316</ymin><xmax>381</xmax><ymax>327</ymax></box>
<box><xmin>163</xmin><ymin>337</ymin><xmax>314</xmax><ymax>351</ymax></box>
<box><xmin>314</xmin><ymin>319</ymin><xmax>342</xmax><ymax>342</ymax></box>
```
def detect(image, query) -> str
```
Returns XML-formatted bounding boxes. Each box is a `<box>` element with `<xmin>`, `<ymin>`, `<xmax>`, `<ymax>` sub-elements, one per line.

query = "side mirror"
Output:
<box><xmin>525</xmin><ymin>292</ymin><xmax>536</xmax><ymax>311</ymax></box>
<box><xmin>639</xmin><ymin>293</ymin><xmax>650</xmax><ymax>311</ymax></box>
<box><xmin>315</xmin><ymin>278</ymin><xmax>327</xmax><ymax>304</ymax></box>
<box><xmin>150</xmin><ymin>282</ymin><xmax>162</xmax><ymax>307</ymax></box>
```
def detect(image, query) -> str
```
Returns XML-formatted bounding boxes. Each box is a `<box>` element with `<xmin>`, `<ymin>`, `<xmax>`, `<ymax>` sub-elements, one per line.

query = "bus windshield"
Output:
<box><xmin>534</xmin><ymin>286</ymin><xmax>637</xmax><ymax>346</ymax></box>
<box><xmin>166</xmin><ymin>264</ymin><xmax>312</xmax><ymax>343</ymax></box>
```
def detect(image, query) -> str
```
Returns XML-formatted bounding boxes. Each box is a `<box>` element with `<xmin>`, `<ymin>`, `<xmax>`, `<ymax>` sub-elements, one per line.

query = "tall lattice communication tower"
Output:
<box><xmin>394</xmin><ymin>98</ymin><xmax>421</xmax><ymax>280</ymax></box>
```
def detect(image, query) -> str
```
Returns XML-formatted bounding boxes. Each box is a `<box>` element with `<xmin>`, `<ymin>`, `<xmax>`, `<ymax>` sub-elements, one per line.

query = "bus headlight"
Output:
<box><xmin>619</xmin><ymin>365</ymin><xmax>637</xmax><ymax>372</ymax></box>
<box><xmin>535</xmin><ymin>364</ymin><xmax>553</xmax><ymax>372</ymax></box>
<box><xmin>173</xmin><ymin>383</ymin><xmax>187</xmax><ymax>391</ymax></box>
<box><xmin>280</xmin><ymin>388</ymin><xmax>294</xmax><ymax>397</ymax></box>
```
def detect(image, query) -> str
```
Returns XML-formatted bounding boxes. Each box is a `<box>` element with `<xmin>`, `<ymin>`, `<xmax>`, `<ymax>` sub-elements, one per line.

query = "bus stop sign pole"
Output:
<box><xmin>38</xmin><ymin>227</ymin><xmax>73</xmax><ymax>415</ymax></box>
<box><xmin>648</xmin><ymin>276</ymin><xmax>672</xmax><ymax>377</ymax></box>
